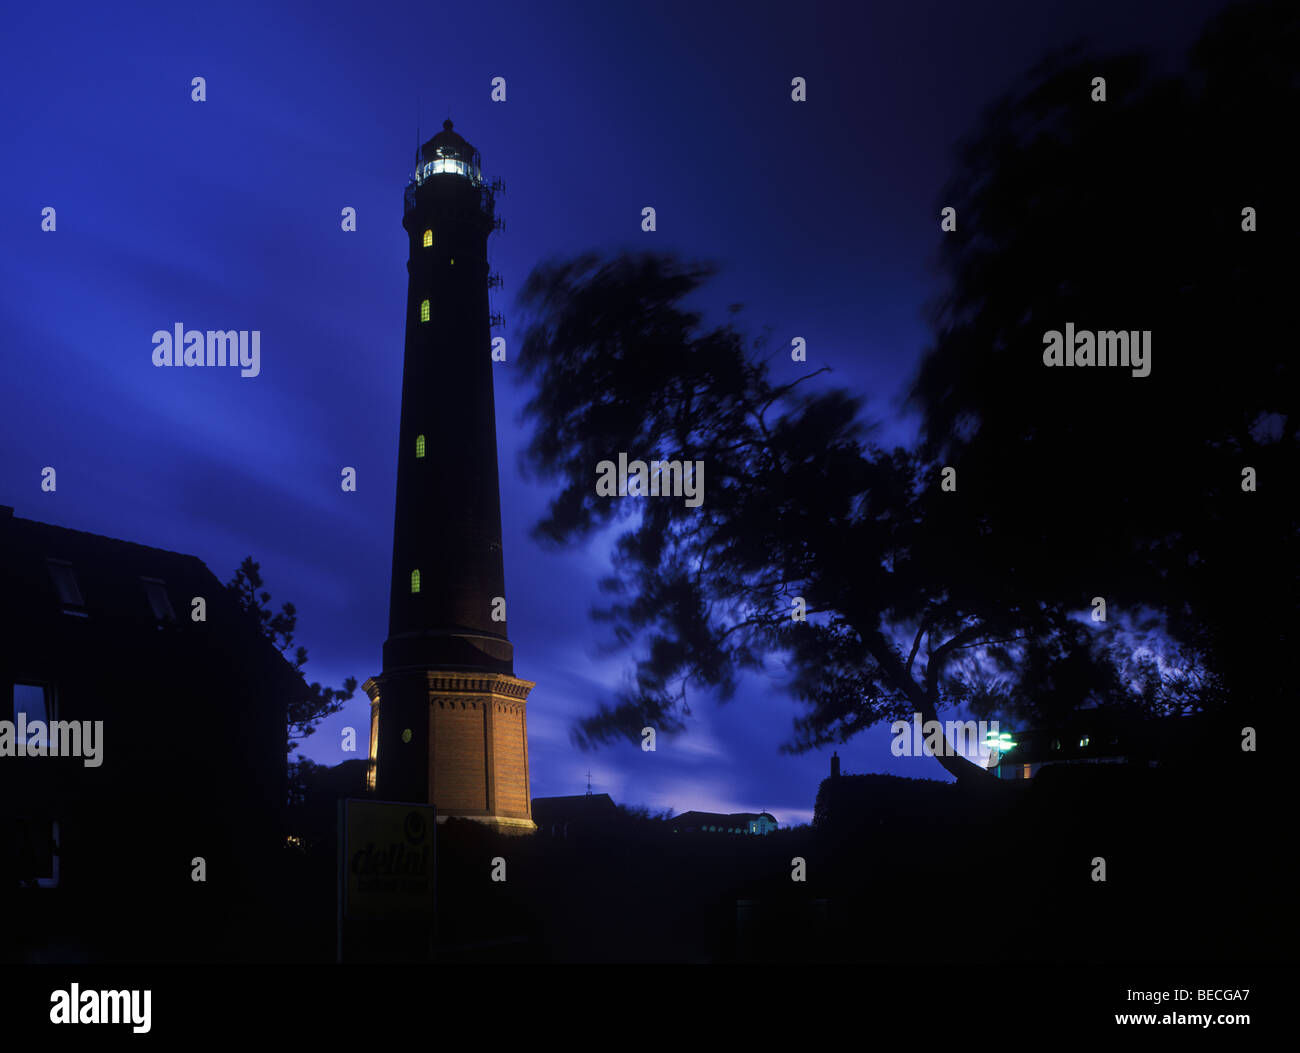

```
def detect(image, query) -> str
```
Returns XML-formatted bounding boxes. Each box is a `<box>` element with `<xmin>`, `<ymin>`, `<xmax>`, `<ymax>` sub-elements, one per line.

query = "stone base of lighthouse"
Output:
<box><xmin>364</xmin><ymin>670</ymin><xmax>536</xmax><ymax>834</ymax></box>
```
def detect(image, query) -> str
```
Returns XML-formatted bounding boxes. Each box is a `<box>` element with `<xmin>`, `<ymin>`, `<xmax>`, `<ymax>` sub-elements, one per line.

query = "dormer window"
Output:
<box><xmin>141</xmin><ymin>578</ymin><xmax>176</xmax><ymax>623</ymax></box>
<box><xmin>13</xmin><ymin>682</ymin><xmax>51</xmax><ymax>749</ymax></box>
<box><xmin>46</xmin><ymin>559</ymin><xmax>86</xmax><ymax>616</ymax></box>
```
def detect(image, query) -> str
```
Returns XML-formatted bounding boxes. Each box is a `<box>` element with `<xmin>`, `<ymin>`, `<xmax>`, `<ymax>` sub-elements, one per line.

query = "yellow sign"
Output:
<box><xmin>341</xmin><ymin>799</ymin><xmax>436</xmax><ymax>920</ymax></box>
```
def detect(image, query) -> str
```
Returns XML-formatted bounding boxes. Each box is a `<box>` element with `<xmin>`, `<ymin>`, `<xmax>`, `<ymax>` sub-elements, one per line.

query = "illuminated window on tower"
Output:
<box><xmin>415</xmin><ymin>434</ymin><xmax>425</xmax><ymax>459</ymax></box>
<box><xmin>420</xmin><ymin>300</ymin><xmax>430</xmax><ymax>322</ymax></box>
<box><xmin>410</xmin><ymin>569</ymin><xmax>421</xmax><ymax>593</ymax></box>
<box><xmin>422</xmin><ymin>229</ymin><xmax>433</xmax><ymax>247</ymax></box>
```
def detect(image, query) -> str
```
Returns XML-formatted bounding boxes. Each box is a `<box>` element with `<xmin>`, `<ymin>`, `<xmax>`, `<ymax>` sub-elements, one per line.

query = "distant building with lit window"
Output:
<box><xmin>670</xmin><ymin>810</ymin><xmax>778</xmax><ymax>835</ymax></box>
<box><xmin>987</xmin><ymin>711</ymin><xmax>1220</xmax><ymax>780</ymax></box>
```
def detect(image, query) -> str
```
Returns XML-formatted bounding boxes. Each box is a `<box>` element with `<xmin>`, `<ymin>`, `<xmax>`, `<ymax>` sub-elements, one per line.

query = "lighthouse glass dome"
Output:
<box><xmin>412</xmin><ymin>119</ymin><xmax>483</xmax><ymax>187</ymax></box>
<box><xmin>419</xmin><ymin>153</ymin><xmax>480</xmax><ymax>181</ymax></box>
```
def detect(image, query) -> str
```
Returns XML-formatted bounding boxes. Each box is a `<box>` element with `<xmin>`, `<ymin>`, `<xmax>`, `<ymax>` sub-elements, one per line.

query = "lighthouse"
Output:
<box><xmin>363</xmin><ymin>120</ymin><xmax>535</xmax><ymax>833</ymax></box>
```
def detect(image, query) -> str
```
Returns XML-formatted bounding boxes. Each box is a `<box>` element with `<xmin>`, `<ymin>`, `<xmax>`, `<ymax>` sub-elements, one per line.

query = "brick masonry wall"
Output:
<box><xmin>432</xmin><ymin>699</ymin><xmax>488</xmax><ymax>812</ymax></box>
<box><xmin>492</xmin><ymin>703</ymin><xmax>528</xmax><ymax>817</ymax></box>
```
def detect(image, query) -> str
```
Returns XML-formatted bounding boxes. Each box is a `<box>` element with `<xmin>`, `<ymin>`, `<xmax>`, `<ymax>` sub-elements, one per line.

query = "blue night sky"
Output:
<box><xmin>1</xmin><ymin>0</ymin><xmax>1227</xmax><ymax>825</ymax></box>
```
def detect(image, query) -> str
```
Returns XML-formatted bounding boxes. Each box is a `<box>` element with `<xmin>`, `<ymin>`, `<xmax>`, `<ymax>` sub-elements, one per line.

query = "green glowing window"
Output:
<box><xmin>420</xmin><ymin>300</ymin><xmax>430</xmax><ymax>322</ymax></box>
<box><xmin>410</xmin><ymin>569</ymin><xmax>421</xmax><ymax>593</ymax></box>
<box><xmin>415</xmin><ymin>435</ymin><xmax>425</xmax><ymax>459</ymax></box>
<box><xmin>423</xmin><ymin>229</ymin><xmax>433</xmax><ymax>247</ymax></box>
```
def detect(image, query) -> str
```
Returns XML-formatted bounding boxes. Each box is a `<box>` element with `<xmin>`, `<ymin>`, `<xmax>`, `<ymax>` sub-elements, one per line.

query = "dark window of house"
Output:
<box><xmin>14</xmin><ymin>816</ymin><xmax>59</xmax><ymax>888</ymax></box>
<box><xmin>13</xmin><ymin>682</ymin><xmax>50</xmax><ymax>749</ymax></box>
<box><xmin>142</xmin><ymin>578</ymin><xmax>175</xmax><ymax>622</ymax></box>
<box><xmin>46</xmin><ymin>559</ymin><xmax>85</xmax><ymax>611</ymax></box>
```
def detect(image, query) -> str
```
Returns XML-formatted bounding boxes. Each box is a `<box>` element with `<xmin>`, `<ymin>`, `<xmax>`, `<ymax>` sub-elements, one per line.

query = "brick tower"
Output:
<box><xmin>363</xmin><ymin>120</ymin><xmax>535</xmax><ymax>833</ymax></box>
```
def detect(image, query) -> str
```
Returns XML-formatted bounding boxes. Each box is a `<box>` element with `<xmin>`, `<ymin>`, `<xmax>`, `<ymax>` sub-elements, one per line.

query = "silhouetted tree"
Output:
<box><xmin>226</xmin><ymin>556</ymin><xmax>357</xmax><ymax>759</ymax></box>
<box><xmin>511</xmin><ymin>5</ymin><xmax>1295</xmax><ymax>784</ymax></box>
<box><xmin>513</xmin><ymin>254</ymin><xmax>1141</xmax><ymax>785</ymax></box>
<box><xmin>910</xmin><ymin>0</ymin><xmax>1297</xmax><ymax>727</ymax></box>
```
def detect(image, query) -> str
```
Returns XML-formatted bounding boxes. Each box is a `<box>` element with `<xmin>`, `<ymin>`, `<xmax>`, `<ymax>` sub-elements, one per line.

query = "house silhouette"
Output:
<box><xmin>0</xmin><ymin>505</ymin><xmax>300</xmax><ymax>962</ymax></box>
